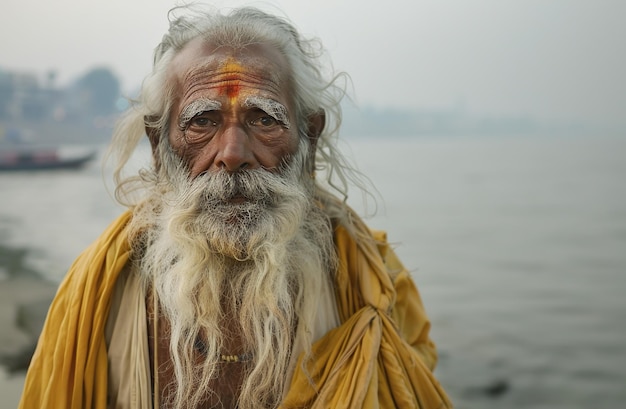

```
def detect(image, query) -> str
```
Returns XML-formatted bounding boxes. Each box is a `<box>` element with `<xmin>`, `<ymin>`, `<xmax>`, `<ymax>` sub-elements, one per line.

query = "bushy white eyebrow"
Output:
<box><xmin>243</xmin><ymin>96</ymin><xmax>291</xmax><ymax>129</ymax></box>
<box><xmin>179</xmin><ymin>98</ymin><xmax>222</xmax><ymax>128</ymax></box>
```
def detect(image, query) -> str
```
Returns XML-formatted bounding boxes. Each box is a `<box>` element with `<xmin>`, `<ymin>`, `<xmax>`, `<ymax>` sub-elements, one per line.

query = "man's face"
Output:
<box><xmin>166</xmin><ymin>38</ymin><xmax>299</xmax><ymax>178</ymax></box>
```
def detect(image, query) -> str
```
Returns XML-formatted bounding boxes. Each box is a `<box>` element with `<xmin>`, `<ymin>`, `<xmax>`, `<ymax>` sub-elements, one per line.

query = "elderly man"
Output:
<box><xmin>20</xmin><ymin>6</ymin><xmax>452</xmax><ymax>409</ymax></box>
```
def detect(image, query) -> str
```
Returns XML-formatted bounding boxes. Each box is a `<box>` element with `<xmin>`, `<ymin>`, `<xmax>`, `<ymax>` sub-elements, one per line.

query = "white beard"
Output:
<box><xmin>128</xmin><ymin>142</ymin><xmax>336</xmax><ymax>409</ymax></box>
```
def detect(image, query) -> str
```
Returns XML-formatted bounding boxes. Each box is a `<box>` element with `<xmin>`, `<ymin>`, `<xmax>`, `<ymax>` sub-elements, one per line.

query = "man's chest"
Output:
<box><xmin>146</xmin><ymin>295</ymin><xmax>250</xmax><ymax>408</ymax></box>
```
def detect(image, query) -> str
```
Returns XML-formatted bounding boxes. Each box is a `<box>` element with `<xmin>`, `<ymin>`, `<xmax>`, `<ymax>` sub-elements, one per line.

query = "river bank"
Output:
<box><xmin>0</xmin><ymin>242</ymin><xmax>57</xmax><ymax>406</ymax></box>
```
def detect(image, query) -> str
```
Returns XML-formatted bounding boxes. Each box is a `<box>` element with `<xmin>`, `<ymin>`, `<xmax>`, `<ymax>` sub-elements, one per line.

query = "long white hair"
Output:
<box><xmin>106</xmin><ymin>5</ymin><xmax>374</xmax><ymax>228</ymax></box>
<box><xmin>129</xmin><ymin>138</ymin><xmax>336</xmax><ymax>408</ymax></box>
<box><xmin>104</xmin><ymin>5</ymin><xmax>378</xmax><ymax>408</ymax></box>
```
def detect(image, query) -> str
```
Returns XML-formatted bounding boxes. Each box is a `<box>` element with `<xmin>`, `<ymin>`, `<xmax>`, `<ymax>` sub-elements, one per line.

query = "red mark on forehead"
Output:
<box><xmin>220</xmin><ymin>81</ymin><xmax>240</xmax><ymax>99</ymax></box>
<box><xmin>217</xmin><ymin>58</ymin><xmax>246</xmax><ymax>103</ymax></box>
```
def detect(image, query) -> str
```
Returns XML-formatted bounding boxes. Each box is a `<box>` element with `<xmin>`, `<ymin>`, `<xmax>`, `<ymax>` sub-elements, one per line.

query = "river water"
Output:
<box><xmin>1</xmin><ymin>134</ymin><xmax>624</xmax><ymax>408</ymax></box>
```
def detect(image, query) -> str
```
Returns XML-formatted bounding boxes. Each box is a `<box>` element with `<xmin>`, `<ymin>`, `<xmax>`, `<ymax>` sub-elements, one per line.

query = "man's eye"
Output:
<box><xmin>182</xmin><ymin>112</ymin><xmax>220</xmax><ymax>144</ymax></box>
<box><xmin>251</xmin><ymin>115</ymin><xmax>278</xmax><ymax>127</ymax></box>
<box><xmin>190</xmin><ymin>114</ymin><xmax>216</xmax><ymax>127</ymax></box>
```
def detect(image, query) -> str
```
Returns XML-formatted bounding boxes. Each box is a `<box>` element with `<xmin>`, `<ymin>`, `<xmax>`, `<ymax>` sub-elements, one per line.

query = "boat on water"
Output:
<box><xmin>0</xmin><ymin>147</ymin><xmax>97</xmax><ymax>171</ymax></box>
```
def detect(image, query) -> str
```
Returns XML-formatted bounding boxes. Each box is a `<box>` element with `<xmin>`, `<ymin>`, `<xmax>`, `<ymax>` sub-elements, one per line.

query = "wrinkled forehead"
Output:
<box><xmin>167</xmin><ymin>37</ymin><xmax>292</xmax><ymax>92</ymax></box>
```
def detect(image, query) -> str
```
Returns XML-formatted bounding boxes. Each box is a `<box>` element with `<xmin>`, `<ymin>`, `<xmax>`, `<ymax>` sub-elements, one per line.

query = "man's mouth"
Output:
<box><xmin>228</xmin><ymin>194</ymin><xmax>248</xmax><ymax>204</ymax></box>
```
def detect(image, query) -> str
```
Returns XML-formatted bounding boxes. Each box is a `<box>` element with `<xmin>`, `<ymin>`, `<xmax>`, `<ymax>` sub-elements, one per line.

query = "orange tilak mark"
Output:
<box><xmin>217</xmin><ymin>58</ymin><xmax>246</xmax><ymax>105</ymax></box>
<box><xmin>222</xmin><ymin>81</ymin><xmax>240</xmax><ymax>100</ymax></box>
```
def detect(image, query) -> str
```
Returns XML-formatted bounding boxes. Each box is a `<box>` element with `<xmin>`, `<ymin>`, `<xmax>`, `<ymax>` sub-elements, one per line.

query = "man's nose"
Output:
<box><xmin>214</xmin><ymin>126</ymin><xmax>258</xmax><ymax>172</ymax></box>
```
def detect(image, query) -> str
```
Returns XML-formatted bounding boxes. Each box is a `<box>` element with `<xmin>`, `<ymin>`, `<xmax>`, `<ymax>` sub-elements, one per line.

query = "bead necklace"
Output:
<box><xmin>219</xmin><ymin>352</ymin><xmax>254</xmax><ymax>363</ymax></box>
<box><xmin>194</xmin><ymin>337</ymin><xmax>253</xmax><ymax>363</ymax></box>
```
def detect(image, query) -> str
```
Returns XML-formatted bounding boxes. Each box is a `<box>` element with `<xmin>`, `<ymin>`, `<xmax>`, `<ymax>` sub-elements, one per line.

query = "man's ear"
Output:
<box><xmin>144</xmin><ymin>116</ymin><xmax>161</xmax><ymax>171</ymax></box>
<box><xmin>306</xmin><ymin>110</ymin><xmax>325</xmax><ymax>164</ymax></box>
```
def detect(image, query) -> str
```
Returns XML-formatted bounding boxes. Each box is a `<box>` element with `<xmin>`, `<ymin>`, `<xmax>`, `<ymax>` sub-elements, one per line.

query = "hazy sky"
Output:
<box><xmin>3</xmin><ymin>0</ymin><xmax>625</xmax><ymax>126</ymax></box>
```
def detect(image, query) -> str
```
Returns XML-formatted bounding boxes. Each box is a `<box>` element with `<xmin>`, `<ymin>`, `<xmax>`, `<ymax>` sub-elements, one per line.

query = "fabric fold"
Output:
<box><xmin>20</xmin><ymin>212</ymin><xmax>132</xmax><ymax>409</ymax></box>
<box><xmin>19</xmin><ymin>210</ymin><xmax>453</xmax><ymax>408</ymax></box>
<box><xmin>281</xmin><ymin>218</ymin><xmax>452</xmax><ymax>408</ymax></box>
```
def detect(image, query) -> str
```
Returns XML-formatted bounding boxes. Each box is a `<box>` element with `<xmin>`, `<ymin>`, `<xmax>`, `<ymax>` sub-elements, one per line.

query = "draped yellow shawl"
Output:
<box><xmin>19</xmin><ymin>211</ymin><xmax>452</xmax><ymax>408</ymax></box>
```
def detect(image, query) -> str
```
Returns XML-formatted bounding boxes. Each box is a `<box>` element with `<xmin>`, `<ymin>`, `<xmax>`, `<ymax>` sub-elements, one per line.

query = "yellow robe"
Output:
<box><xmin>19</xmin><ymin>211</ymin><xmax>452</xmax><ymax>408</ymax></box>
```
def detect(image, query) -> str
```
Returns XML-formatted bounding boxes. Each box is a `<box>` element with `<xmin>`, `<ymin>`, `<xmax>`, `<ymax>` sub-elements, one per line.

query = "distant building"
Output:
<box><xmin>0</xmin><ymin>67</ymin><xmax>122</xmax><ymax>144</ymax></box>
